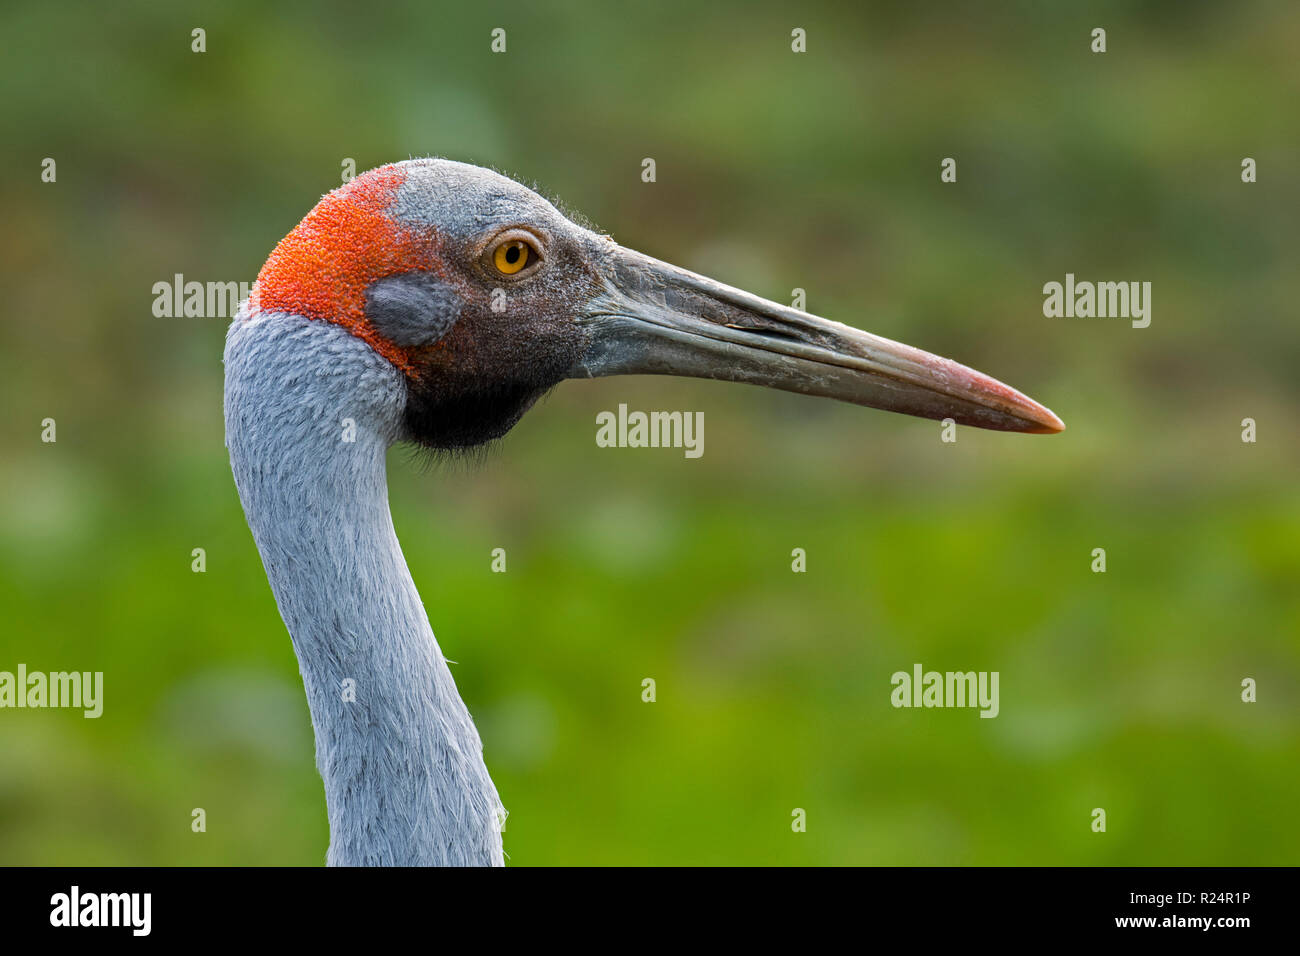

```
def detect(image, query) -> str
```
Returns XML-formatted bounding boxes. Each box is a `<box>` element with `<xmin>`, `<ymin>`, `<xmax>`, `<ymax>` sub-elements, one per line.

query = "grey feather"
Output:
<box><xmin>364</xmin><ymin>272</ymin><xmax>461</xmax><ymax>347</ymax></box>
<box><xmin>224</xmin><ymin>309</ymin><xmax>505</xmax><ymax>866</ymax></box>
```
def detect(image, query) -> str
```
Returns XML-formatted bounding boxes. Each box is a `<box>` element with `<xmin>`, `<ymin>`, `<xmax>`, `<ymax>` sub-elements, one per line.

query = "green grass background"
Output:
<box><xmin>0</xmin><ymin>1</ymin><xmax>1296</xmax><ymax>864</ymax></box>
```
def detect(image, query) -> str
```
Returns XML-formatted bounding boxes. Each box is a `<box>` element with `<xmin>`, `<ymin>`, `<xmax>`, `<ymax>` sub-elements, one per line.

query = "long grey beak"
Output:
<box><xmin>568</xmin><ymin>244</ymin><xmax>1064</xmax><ymax>434</ymax></box>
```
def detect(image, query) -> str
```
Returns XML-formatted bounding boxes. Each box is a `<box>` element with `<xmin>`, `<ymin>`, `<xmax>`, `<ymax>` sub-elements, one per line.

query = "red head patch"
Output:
<box><xmin>249</xmin><ymin>164</ymin><xmax>441</xmax><ymax>374</ymax></box>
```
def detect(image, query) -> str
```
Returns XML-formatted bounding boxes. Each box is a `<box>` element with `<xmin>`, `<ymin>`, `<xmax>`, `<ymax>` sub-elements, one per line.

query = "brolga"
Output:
<box><xmin>224</xmin><ymin>158</ymin><xmax>1063</xmax><ymax>866</ymax></box>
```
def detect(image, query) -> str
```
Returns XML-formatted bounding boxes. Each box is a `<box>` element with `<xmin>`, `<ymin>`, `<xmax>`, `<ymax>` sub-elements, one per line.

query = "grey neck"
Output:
<box><xmin>224</xmin><ymin>311</ymin><xmax>503</xmax><ymax>866</ymax></box>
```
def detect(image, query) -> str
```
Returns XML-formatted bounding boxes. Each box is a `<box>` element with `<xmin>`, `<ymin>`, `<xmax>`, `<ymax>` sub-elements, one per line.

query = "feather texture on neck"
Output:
<box><xmin>224</xmin><ymin>309</ymin><xmax>504</xmax><ymax>866</ymax></box>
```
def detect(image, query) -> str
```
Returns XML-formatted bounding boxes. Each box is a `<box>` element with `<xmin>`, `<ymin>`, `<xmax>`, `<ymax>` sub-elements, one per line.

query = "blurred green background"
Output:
<box><xmin>1</xmin><ymin>0</ymin><xmax>1297</xmax><ymax>865</ymax></box>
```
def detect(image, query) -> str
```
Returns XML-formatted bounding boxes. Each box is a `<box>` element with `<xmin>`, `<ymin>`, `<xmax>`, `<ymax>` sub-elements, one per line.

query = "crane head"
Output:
<box><xmin>249</xmin><ymin>158</ymin><xmax>1063</xmax><ymax>449</ymax></box>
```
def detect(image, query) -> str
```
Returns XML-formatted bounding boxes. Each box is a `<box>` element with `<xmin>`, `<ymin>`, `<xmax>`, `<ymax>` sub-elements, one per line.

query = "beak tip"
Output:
<box><xmin>1026</xmin><ymin>405</ymin><xmax>1065</xmax><ymax>434</ymax></box>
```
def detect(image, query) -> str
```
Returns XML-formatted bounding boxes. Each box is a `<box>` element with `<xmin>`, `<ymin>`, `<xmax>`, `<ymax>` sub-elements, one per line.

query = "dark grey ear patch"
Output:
<box><xmin>364</xmin><ymin>272</ymin><xmax>461</xmax><ymax>347</ymax></box>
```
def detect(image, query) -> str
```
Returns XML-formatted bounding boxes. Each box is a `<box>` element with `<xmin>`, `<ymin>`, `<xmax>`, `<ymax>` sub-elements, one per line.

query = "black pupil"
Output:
<box><xmin>505</xmin><ymin>245</ymin><xmax>521</xmax><ymax>264</ymax></box>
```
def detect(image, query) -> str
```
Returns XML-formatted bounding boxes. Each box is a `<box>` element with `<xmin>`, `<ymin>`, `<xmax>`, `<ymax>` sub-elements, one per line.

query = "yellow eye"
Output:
<box><xmin>492</xmin><ymin>239</ymin><xmax>533</xmax><ymax>275</ymax></box>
